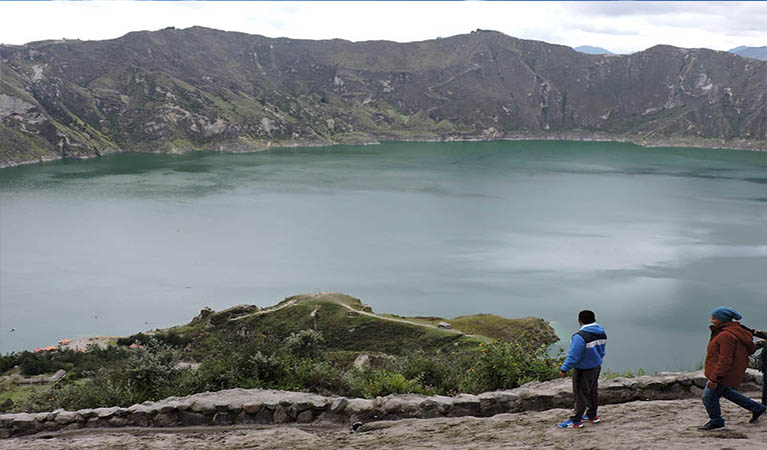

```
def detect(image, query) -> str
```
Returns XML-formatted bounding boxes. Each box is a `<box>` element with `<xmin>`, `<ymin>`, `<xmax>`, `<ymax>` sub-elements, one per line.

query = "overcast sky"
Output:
<box><xmin>0</xmin><ymin>1</ymin><xmax>765</xmax><ymax>55</ymax></box>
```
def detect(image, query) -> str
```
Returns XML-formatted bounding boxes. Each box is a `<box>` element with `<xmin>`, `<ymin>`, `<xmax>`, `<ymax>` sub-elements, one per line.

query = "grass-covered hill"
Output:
<box><xmin>0</xmin><ymin>293</ymin><xmax>561</xmax><ymax>413</ymax></box>
<box><xmin>158</xmin><ymin>292</ymin><xmax>559</xmax><ymax>358</ymax></box>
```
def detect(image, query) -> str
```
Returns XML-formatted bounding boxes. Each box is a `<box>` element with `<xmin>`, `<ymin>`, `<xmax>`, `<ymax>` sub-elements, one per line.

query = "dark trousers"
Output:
<box><xmin>702</xmin><ymin>384</ymin><xmax>764</xmax><ymax>426</ymax></box>
<box><xmin>570</xmin><ymin>366</ymin><xmax>601</xmax><ymax>422</ymax></box>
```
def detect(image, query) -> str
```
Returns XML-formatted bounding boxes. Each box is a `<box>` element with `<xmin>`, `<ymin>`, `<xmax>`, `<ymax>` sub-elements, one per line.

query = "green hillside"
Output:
<box><xmin>163</xmin><ymin>292</ymin><xmax>558</xmax><ymax>358</ymax></box>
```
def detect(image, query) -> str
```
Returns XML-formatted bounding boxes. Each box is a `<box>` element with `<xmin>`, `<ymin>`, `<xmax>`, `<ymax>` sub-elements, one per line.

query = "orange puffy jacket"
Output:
<box><xmin>704</xmin><ymin>322</ymin><xmax>757</xmax><ymax>388</ymax></box>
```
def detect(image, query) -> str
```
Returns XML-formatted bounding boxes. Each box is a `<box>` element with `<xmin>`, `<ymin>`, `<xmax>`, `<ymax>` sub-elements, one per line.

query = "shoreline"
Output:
<box><xmin>1</xmin><ymin>132</ymin><xmax>765</xmax><ymax>169</ymax></box>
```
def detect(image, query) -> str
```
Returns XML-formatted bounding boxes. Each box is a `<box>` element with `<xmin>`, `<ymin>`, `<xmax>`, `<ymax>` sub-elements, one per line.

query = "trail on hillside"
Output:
<box><xmin>230</xmin><ymin>294</ymin><xmax>467</xmax><ymax>336</ymax></box>
<box><xmin>328</xmin><ymin>299</ymin><xmax>463</xmax><ymax>334</ymax></box>
<box><xmin>5</xmin><ymin>398</ymin><xmax>766</xmax><ymax>449</ymax></box>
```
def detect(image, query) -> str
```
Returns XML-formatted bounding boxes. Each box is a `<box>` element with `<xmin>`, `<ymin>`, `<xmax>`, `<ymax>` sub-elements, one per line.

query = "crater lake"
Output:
<box><xmin>1</xmin><ymin>140</ymin><xmax>765</xmax><ymax>371</ymax></box>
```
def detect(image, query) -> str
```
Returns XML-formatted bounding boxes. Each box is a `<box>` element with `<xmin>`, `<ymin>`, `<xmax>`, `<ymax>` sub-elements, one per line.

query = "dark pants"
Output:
<box><xmin>570</xmin><ymin>366</ymin><xmax>601</xmax><ymax>422</ymax></box>
<box><xmin>702</xmin><ymin>384</ymin><xmax>764</xmax><ymax>426</ymax></box>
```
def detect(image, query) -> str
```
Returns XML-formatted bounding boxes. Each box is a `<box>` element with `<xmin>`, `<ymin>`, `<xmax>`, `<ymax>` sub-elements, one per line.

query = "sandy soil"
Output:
<box><xmin>5</xmin><ymin>397</ymin><xmax>765</xmax><ymax>449</ymax></box>
<box><xmin>59</xmin><ymin>336</ymin><xmax>118</xmax><ymax>351</ymax></box>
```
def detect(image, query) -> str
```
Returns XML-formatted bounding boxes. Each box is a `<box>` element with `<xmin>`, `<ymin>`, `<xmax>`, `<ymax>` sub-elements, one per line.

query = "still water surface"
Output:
<box><xmin>1</xmin><ymin>141</ymin><xmax>765</xmax><ymax>371</ymax></box>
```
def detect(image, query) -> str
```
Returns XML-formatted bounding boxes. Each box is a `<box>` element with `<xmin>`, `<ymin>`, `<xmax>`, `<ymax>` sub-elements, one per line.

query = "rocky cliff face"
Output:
<box><xmin>1</xmin><ymin>27</ymin><xmax>765</xmax><ymax>167</ymax></box>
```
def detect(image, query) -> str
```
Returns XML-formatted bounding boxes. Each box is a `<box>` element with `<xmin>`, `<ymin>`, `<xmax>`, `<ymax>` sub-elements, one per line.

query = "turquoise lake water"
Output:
<box><xmin>1</xmin><ymin>140</ymin><xmax>765</xmax><ymax>371</ymax></box>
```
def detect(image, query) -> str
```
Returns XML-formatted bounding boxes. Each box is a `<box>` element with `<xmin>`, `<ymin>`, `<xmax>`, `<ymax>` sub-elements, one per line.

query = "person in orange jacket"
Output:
<box><xmin>698</xmin><ymin>307</ymin><xmax>767</xmax><ymax>430</ymax></box>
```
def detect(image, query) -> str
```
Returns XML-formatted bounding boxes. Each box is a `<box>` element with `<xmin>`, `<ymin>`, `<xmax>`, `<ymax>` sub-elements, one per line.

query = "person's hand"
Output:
<box><xmin>559</xmin><ymin>370</ymin><xmax>567</xmax><ymax>378</ymax></box>
<box><xmin>706</xmin><ymin>380</ymin><xmax>718</xmax><ymax>389</ymax></box>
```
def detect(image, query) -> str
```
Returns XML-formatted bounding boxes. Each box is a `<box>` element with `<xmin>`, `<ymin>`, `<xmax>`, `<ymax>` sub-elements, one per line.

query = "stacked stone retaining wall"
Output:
<box><xmin>1</xmin><ymin>369</ymin><xmax>762</xmax><ymax>439</ymax></box>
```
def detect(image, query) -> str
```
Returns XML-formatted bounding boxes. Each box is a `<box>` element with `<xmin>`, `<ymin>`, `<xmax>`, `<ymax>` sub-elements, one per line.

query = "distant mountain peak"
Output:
<box><xmin>728</xmin><ymin>46</ymin><xmax>767</xmax><ymax>61</ymax></box>
<box><xmin>574</xmin><ymin>45</ymin><xmax>614</xmax><ymax>55</ymax></box>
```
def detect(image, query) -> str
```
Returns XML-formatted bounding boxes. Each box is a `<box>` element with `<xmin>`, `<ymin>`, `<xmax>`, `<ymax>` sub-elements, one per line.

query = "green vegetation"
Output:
<box><xmin>0</xmin><ymin>293</ymin><xmax>563</xmax><ymax>413</ymax></box>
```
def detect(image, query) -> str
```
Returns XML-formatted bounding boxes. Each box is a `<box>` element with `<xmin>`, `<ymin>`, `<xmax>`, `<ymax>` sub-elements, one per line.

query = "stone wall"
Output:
<box><xmin>1</xmin><ymin>369</ymin><xmax>762</xmax><ymax>439</ymax></box>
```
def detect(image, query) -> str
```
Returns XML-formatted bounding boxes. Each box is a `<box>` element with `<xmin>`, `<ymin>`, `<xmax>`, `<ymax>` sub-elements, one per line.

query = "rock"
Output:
<box><xmin>49</xmin><ymin>369</ymin><xmax>67</xmax><ymax>383</ymax></box>
<box><xmin>255</xmin><ymin>407</ymin><xmax>273</xmax><ymax>424</ymax></box>
<box><xmin>330</xmin><ymin>398</ymin><xmax>348</xmax><ymax>413</ymax></box>
<box><xmin>158</xmin><ymin>404</ymin><xmax>177</xmax><ymax>414</ymax></box>
<box><xmin>11</xmin><ymin>413</ymin><xmax>36</xmax><ymax>430</ymax></box>
<box><xmin>94</xmin><ymin>407</ymin><xmax>119</xmax><ymax>419</ymax></box>
<box><xmin>108</xmin><ymin>417</ymin><xmax>129</xmax><ymax>427</ymax></box>
<box><xmin>419</xmin><ymin>396</ymin><xmax>453</xmax><ymax>418</ymax></box>
<box><xmin>353</xmin><ymin>354</ymin><xmax>370</xmax><ymax>369</ymax></box>
<box><xmin>154</xmin><ymin>411</ymin><xmax>180</xmax><ymax>427</ymax></box>
<box><xmin>191</xmin><ymin>399</ymin><xmax>217</xmax><ymax>415</ymax></box>
<box><xmin>450</xmin><ymin>394</ymin><xmax>481</xmax><ymax>417</ymax></box>
<box><xmin>296</xmin><ymin>410</ymin><xmax>314</xmax><ymax>424</ymax></box>
<box><xmin>54</xmin><ymin>411</ymin><xmax>81</xmax><ymax>425</ymax></box>
<box><xmin>75</xmin><ymin>409</ymin><xmax>96</xmax><ymax>420</ymax></box>
<box><xmin>127</xmin><ymin>405</ymin><xmax>154</xmax><ymax>427</ymax></box>
<box><xmin>242</xmin><ymin>403</ymin><xmax>262</xmax><ymax>415</ymax></box>
<box><xmin>272</xmin><ymin>405</ymin><xmax>292</xmax><ymax>424</ymax></box>
<box><xmin>212</xmin><ymin>412</ymin><xmax>234</xmax><ymax>426</ymax></box>
<box><xmin>478</xmin><ymin>392</ymin><xmax>501</xmax><ymax>416</ymax></box>
<box><xmin>380</xmin><ymin>396</ymin><xmax>421</xmax><ymax>419</ymax></box>
<box><xmin>236</xmin><ymin>411</ymin><xmax>257</xmax><ymax>425</ymax></box>
<box><xmin>178</xmin><ymin>411</ymin><xmax>208</xmax><ymax>427</ymax></box>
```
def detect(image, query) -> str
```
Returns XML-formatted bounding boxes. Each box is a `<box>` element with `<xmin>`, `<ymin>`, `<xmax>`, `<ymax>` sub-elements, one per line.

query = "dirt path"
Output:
<box><xmin>230</xmin><ymin>299</ymin><xmax>298</xmax><ymax>322</ymax></box>
<box><xmin>328</xmin><ymin>299</ymin><xmax>466</xmax><ymax>335</ymax></box>
<box><xmin>5</xmin><ymin>398</ymin><xmax>765</xmax><ymax>449</ymax></box>
<box><xmin>232</xmin><ymin>294</ymin><xmax>465</xmax><ymax>336</ymax></box>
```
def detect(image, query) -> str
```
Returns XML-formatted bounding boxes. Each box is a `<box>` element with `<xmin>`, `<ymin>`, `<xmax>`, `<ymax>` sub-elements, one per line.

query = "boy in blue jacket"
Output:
<box><xmin>556</xmin><ymin>310</ymin><xmax>607</xmax><ymax>428</ymax></box>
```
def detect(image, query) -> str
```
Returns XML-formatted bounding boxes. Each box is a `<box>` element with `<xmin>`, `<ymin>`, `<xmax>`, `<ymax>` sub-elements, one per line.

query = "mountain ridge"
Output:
<box><xmin>1</xmin><ymin>27</ymin><xmax>765</xmax><ymax>168</ymax></box>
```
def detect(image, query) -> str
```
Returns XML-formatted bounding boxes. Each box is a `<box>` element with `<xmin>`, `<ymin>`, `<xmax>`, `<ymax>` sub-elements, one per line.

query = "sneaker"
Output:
<box><xmin>556</xmin><ymin>419</ymin><xmax>584</xmax><ymax>428</ymax></box>
<box><xmin>697</xmin><ymin>421</ymin><xmax>725</xmax><ymax>430</ymax></box>
<box><xmin>582</xmin><ymin>414</ymin><xmax>600</xmax><ymax>423</ymax></box>
<box><xmin>751</xmin><ymin>406</ymin><xmax>767</xmax><ymax>424</ymax></box>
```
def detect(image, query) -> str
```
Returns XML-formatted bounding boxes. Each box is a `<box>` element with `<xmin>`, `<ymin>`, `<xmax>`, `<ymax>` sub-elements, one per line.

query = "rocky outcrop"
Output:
<box><xmin>2</xmin><ymin>369</ymin><xmax>762</xmax><ymax>439</ymax></box>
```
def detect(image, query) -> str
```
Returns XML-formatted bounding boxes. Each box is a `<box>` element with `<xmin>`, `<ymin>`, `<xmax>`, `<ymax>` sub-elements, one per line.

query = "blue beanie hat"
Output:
<box><xmin>711</xmin><ymin>306</ymin><xmax>742</xmax><ymax>322</ymax></box>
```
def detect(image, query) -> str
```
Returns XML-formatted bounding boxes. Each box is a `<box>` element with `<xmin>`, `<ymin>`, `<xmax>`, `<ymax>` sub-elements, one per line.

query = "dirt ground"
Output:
<box><xmin>5</xmin><ymin>397</ymin><xmax>766</xmax><ymax>449</ymax></box>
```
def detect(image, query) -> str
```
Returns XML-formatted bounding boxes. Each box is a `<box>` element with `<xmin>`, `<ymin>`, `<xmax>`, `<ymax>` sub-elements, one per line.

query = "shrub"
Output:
<box><xmin>23</xmin><ymin>339</ymin><xmax>191</xmax><ymax>412</ymax></box>
<box><xmin>284</xmin><ymin>329</ymin><xmax>325</xmax><ymax>359</ymax></box>
<box><xmin>460</xmin><ymin>337</ymin><xmax>562</xmax><ymax>393</ymax></box>
<box><xmin>346</xmin><ymin>368</ymin><xmax>429</xmax><ymax>398</ymax></box>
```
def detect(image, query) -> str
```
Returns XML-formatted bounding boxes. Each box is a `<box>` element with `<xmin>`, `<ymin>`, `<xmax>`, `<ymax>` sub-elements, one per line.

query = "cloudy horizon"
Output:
<box><xmin>0</xmin><ymin>1</ymin><xmax>765</xmax><ymax>55</ymax></box>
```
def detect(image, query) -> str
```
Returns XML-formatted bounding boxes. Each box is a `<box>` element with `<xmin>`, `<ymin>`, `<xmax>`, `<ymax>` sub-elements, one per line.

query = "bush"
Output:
<box><xmin>284</xmin><ymin>329</ymin><xmax>325</xmax><ymax>358</ymax></box>
<box><xmin>395</xmin><ymin>350</ymin><xmax>470</xmax><ymax>396</ymax></box>
<box><xmin>23</xmin><ymin>339</ymin><xmax>192</xmax><ymax>412</ymax></box>
<box><xmin>346</xmin><ymin>368</ymin><xmax>429</xmax><ymax>398</ymax></box>
<box><xmin>460</xmin><ymin>338</ymin><xmax>563</xmax><ymax>393</ymax></box>
<box><xmin>117</xmin><ymin>330</ymin><xmax>192</xmax><ymax>348</ymax></box>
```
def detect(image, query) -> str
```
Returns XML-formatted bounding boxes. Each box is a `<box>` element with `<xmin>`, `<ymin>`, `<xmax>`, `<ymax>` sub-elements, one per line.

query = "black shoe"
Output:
<box><xmin>751</xmin><ymin>406</ymin><xmax>767</xmax><ymax>424</ymax></box>
<box><xmin>697</xmin><ymin>421</ymin><xmax>725</xmax><ymax>430</ymax></box>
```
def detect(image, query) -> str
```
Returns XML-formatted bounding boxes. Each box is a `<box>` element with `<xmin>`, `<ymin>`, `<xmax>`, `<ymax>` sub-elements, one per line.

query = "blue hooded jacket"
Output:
<box><xmin>560</xmin><ymin>323</ymin><xmax>607</xmax><ymax>372</ymax></box>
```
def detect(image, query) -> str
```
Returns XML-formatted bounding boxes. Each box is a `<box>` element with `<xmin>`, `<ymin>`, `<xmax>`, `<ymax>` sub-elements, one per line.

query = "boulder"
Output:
<box><xmin>330</xmin><ymin>397</ymin><xmax>348</xmax><ymax>413</ymax></box>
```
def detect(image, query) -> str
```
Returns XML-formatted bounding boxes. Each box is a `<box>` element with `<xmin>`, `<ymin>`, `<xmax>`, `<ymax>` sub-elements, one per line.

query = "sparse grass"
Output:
<box><xmin>0</xmin><ymin>377</ymin><xmax>49</xmax><ymax>408</ymax></box>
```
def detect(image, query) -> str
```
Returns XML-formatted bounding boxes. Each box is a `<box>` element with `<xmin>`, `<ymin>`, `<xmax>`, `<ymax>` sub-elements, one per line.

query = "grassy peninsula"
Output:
<box><xmin>0</xmin><ymin>293</ymin><xmax>561</xmax><ymax>413</ymax></box>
